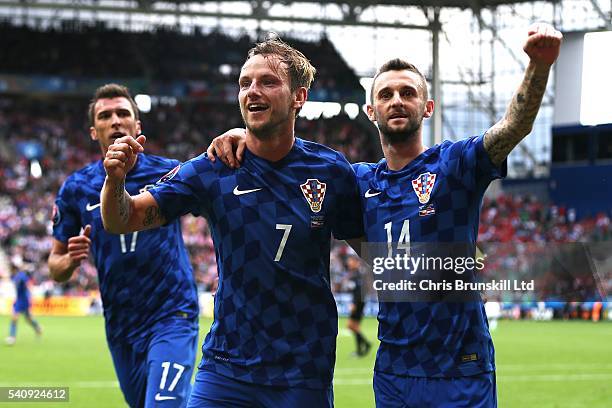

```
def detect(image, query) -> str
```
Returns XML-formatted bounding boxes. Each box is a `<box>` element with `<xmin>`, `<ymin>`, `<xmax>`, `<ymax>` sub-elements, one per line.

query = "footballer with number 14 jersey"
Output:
<box><xmin>353</xmin><ymin>134</ymin><xmax>504</xmax><ymax>383</ymax></box>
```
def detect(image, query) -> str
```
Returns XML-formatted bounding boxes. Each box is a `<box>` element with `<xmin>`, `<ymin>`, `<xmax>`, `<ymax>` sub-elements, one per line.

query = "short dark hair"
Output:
<box><xmin>370</xmin><ymin>58</ymin><xmax>428</xmax><ymax>103</ymax></box>
<box><xmin>88</xmin><ymin>83</ymin><xmax>139</xmax><ymax>126</ymax></box>
<box><xmin>246</xmin><ymin>36</ymin><xmax>316</xmax><ymax>92</ymax></box>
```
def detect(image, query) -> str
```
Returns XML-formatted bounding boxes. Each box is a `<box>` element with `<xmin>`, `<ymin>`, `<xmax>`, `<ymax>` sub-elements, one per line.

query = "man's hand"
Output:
<box><xmin>104</xmin><ymin>135</ymin><xmax>146</xmax><ymax>180</ymax></box>
<box><xmin>66</xmin><ymin>225</ymin><xmax>92</xmax><ymax>268</ymax></box>
<box><xmin>523</xmin><ymin>23</ymin><xmax>562</xmax><ymax>68</ymax></box>
<box><xmin>100</xmin><ymin>133</ymin><xmax>166</xmax><ymax>234</ymax></box>
<box><xmin>206</xmin><ymin>128</ymin><xmax>247</xmax><ymax>169</ymax></box>
<box><xmin>48</xmin><ymin>226</ymin><xmax>92</xmax><ymax>282</ymax></box>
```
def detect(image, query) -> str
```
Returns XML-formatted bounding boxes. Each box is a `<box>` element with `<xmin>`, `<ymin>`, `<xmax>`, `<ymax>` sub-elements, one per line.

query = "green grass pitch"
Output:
<box><xmin>0</xmin><ymin>316</ymin><xmax>610</xmax><ymax>407</ymax></box>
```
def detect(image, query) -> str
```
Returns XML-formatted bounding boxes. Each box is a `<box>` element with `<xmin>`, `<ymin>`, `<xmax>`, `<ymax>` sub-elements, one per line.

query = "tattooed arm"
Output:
<box><xmin>100</xmin><ymin>180</ymin><xmax>165</xmax><ymax>234</ymax></box>
<box><xmin>483</xmin><ymin>62</ymin><xmax>551</xmax><ymax>166</ymax></box>
<box><xmin>100</xmin><ymin>135</ymin><xmax>166</xmax><ymax>233</ymax></box>
<box><xmin>484</xmin><ymin>23</ymin><xmax>562</xmax><ymax>167</ymax></box>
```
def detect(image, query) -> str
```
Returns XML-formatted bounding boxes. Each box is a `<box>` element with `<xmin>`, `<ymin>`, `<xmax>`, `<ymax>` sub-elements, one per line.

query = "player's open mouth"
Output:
<box><xmin>389</xmin><ymin>113</ymin><xmax>408</xmax><ymax>119</ymax></box>
<box><xmin>248</xmin><ymin>104</ymin><xmax>269</xmax><ymax>112</ymax></box>
<box><xmin>110</xmin><ymin>132</ymin><xmax>126</xmax><ymax>140</ymax></box>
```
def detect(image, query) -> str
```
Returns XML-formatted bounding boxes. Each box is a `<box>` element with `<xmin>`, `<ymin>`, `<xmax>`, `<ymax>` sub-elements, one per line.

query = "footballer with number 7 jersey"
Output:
<box><xmin>207</xmin><ymin>23</ymin><xmax>563</xmax><ymax>408</ymax></box>
<box><xmin>49</xmin><ymin>84</ymin><xmax>199</xmax><ymax>408</ymax></box>
<box><xmin>100</xmin><ymin>38</ymin><xmax>364</xmax><ymax>407</ymax></box>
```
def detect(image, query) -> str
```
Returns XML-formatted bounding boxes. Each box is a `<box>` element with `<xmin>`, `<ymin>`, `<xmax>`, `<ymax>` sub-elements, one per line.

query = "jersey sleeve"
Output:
<box><xmin>331</xmin><ymin>159</ymin><xmax>364</xmax><ymax>240</ymax></box>
<box><xmin>351</xmin><ymin>162</ymin><xmax>373</xmax><ymax>183</ymax></box>
<box><xmin>441</xmin><ymin>134</ymin><xmax>507</xmax><ymax>192</ymax></box>
<box><xmin>148</xmin><ymin>154</ymin><xmax>213</xmax><ymax>222</ymax></box>
<box><xmin>52</xmin><ymin>177</ymin><xmax>83</xmax><ymax>243</ymax></box>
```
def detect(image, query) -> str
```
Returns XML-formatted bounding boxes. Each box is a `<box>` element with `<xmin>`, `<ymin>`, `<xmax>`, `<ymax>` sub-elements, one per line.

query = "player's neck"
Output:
<box><xmin>382</xmin><ymin>136</ymin><xmax>427</xmax><ymax>171</ymax></box>
<box><xmin>246</xmin><ymin>127</ymin><xmax>295</xmax><ymax>162</ymax></box>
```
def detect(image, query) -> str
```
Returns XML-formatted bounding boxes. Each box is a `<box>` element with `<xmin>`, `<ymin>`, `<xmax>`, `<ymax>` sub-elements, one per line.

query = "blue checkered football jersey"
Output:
<box><xmin>52</xmin><ymin>154</ymin><xmax>199</xmax><ymax>345</ymax></box>
<box><xmin>149</xmin><ymin>137</ymin><xmax>364</xmax><ymax>389</ymax></box>
<box><xmin>353</xmin><ymin>134</ymin><xmax>506</xmax><ymax>378</ymax></box>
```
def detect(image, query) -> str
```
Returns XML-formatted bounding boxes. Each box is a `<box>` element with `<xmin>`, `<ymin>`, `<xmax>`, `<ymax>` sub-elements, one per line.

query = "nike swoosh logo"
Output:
<box><xmin>365</xmin><ymin>189</ymin><xmax>382</xmax><ymax>198</ymax></box>
<box><xmin>86</xmin><ymin>203</ymin><xmax>101</xmax><ymax>211</ymax></box>
<box><xmin>233</xmin><ymin>186</ymin><xmax>262</xmax><ymax>196</ymax></box>
<box><xmin>154</xmin><ymin>393</ymin><xmax>177</xmax><ymax>401</ymax></box>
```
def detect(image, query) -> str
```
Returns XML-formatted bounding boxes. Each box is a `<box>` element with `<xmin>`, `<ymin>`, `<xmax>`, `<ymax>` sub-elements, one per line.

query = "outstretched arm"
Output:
<box><xmin>101</xmin><ymin>135</ymin><xmax>166</xmax><ymax>233</ymax></box>
<box><xmin>484</xmin><ymin>23</ymin><xmax>562</xmax><ymax>167</ymax></box>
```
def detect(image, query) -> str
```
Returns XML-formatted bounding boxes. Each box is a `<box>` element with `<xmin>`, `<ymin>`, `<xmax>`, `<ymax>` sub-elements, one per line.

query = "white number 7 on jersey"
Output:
<box><xmin>274</xmin><ymin>224</ymin><xmax>293</xmax><ymax>261</ymax></box>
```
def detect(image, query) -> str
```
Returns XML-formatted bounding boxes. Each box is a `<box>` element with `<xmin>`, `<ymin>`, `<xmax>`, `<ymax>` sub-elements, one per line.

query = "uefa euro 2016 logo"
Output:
<box><xmin>300</xmin><ymin>178</ymin><xmax>327</xmax><ymax>213</ymax></box>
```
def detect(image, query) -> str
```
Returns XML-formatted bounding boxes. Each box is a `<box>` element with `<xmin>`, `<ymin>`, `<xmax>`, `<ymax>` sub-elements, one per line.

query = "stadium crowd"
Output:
<box><xmin>1</xmin><ymin>94</ymin><xmax>610</xmax><ymax>301</ymax></box>
<box><xmin>1</xmin><ymin>22</ymin><xmax>375</xmax><ymax>298</ymax></box>
<box><xmin>0</xmin><ymin>21</ymin><xmax>609</xmax><ymax>306</ymax></box>
<box><xmin>479</xmin><ymin>194</ymin><xmax>611</xmax><ymax>243</ymax></box>
<box><xmin>0</xmin><ymin>22</ymin><xmax>363</xmax><ymax>103</ymax></box>
<box><xmin>477</xmin><ymin>195</ymin><xmax>611</xmax><ymax>304</ymax></box>
<box><xmin>0</xmin><ymin>95</ymin><xmax>377</xmax><ymax>295</ymax></box>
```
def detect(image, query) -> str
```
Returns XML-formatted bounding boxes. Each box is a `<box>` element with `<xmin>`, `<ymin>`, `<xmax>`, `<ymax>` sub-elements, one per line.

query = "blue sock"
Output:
<box><xmin>31</xmin><ymin>319</ymin><xmax>41</xmax><ymax>334</ymax></box>
<box><xmin>9</xmin><ymin>321</ymin><xmax>16</xmax><ymax>337</ymax></box>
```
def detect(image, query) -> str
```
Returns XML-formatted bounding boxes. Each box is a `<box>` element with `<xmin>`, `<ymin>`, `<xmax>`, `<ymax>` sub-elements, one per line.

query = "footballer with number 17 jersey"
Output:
<box><xmin>53</xmin><ymin>153</ymin><xmax>199</xmax><ymax>407</ymax></box>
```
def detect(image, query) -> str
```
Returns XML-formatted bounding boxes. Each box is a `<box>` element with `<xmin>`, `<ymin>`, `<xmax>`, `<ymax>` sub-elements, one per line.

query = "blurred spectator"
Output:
<box><xmin>3</xmin><ymin>20</ymin><xmax>608</xmax><ymax>315</ymax></box>
<box><xmin>0</xmin><ymin>94</ymin><xmax>377</xmax><ymax>293</ymax></box>
<box><xmin>0</xmin><ymin>23</ymin><xmax>362</xmax><ymax>102</ymax></box>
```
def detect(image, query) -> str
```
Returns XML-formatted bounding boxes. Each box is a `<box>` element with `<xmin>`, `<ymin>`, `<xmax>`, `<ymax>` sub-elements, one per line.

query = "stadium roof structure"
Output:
<box><xmin>152</xmin><ymin>0</ymin><xmax>541</xmax><ymax>11</ymax></box>
<box><xmin>0</xmin><ymin>0</ymin><xmax>565</xmax><ymax>30</ymax></box>
<box><xmin>0</xmin><ymin>0</ymin><xmax>555</xmax><ymax>144</ymax></box>
<box><xmin>139</xmin><ymin>0</ymin><xmax>542</xmax><ymax>12</ymax></box>
<box><xmin>2</xmin><ymin>0</ymin><xmax>611</xmax><ymax>170</ymax></box>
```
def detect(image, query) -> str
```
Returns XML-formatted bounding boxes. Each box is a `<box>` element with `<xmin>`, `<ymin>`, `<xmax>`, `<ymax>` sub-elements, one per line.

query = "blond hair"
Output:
<box><xmin>247</xmin><ymin>36</ymin><xmax>316</xmax><ymax>92</ymax></box>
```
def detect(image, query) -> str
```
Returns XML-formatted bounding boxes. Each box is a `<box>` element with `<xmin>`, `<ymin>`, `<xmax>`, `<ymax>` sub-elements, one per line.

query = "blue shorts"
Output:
<box><xmin>187</xmin><ymin>369</ymin><xmax>333</xmax><ymax>408</ymax></box>
<box><xmin>373</xmin><ymin>371</ymin><xmax>497</xmax><ymax>408</ymax></box>
<box><xmin>13</xmin><ymin>300</ymin><xmax>30</xmax><ymax>314</ymax></box>
<box><xmin>109</xmin><ymin>317</ymin><xmax>198</xmax><ymax>408</ymax></box>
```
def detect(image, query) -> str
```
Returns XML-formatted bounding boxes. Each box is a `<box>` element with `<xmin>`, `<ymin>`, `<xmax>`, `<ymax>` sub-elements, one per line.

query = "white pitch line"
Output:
<box><xmin>0</xmin><ymin>381</ymin><xmax>119</xmax><ymax>388</ymax></box>
<box><xmin>338</xmin><ymin>329</ymin><xmax>353</xmax><ymax>337</ymax></box>
<box><xmin>72</xmin><ymin>381</ymin><xmax>120</xmax><ymax>388</ymax></box>
<box><xmin>499</xmin><ymin>363</ymin><xmax>612</xmax><ymax>371</ymax></box>
<box><xmin>497</xmin><ymin>373</ymin><xmax>612</xmax><ymax>382</ymax></box>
